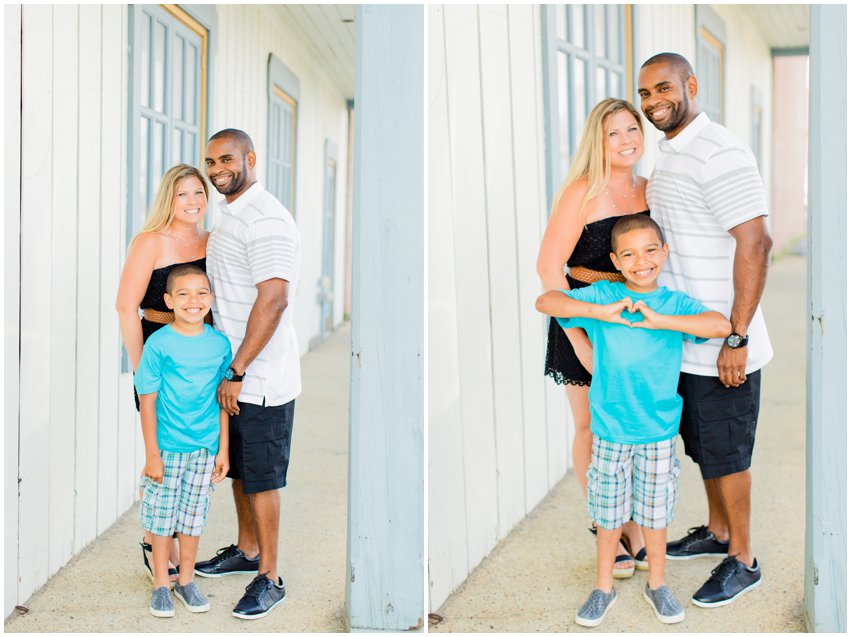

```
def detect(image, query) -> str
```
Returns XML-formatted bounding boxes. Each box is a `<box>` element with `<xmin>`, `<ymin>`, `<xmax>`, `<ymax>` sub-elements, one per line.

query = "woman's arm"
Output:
<box><xmin>631</xmin><ymin>301</ymin><xmax>731</xmax><ymax>339</ymax></box>
<box><xmin>536</xmin><ymin>181</ymin><xmax>587</xmax><ymax>292</ymax></box>
<box><xmin>116</xmin><ymin>234</ymin><xmax>159</xmax><ymax>371</ymax></box>
<box><xmin>537</xmin><ymin>182</ymin><xmax>597</xmax><ymax>370</ymax></box>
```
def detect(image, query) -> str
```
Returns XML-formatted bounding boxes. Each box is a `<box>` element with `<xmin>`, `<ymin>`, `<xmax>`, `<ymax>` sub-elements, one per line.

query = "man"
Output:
<box><xmin>194</xmin><ymin>128</ymin><xmax>301</xmax><ymax>620</ymax></box>
<box><xmin>638</xmin><ymin>53</ymin><xmax>773</xmax><ymax>608</ymax></box>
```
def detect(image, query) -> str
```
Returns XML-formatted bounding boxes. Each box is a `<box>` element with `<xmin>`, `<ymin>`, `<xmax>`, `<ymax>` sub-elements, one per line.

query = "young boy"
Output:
<box><xmin>135</xmin><ymin>264</ymin><xmax>232</xmax><ymax>617</ymax></box>
<box><xmin>536</xmin><ymin>215</ymin><xmax>731</xmax><ymax>627</ymax></box>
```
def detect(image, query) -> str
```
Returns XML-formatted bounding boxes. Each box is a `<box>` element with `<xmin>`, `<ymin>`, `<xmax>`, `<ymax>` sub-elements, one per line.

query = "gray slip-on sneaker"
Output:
<box><xmin>575</xmin><ymin>587</ymin><xmax>617</xmax><ymax>628</ymax></box>
<box><xmin>174</xmin><ymin>581</ymin><xmax>211</xmax><ymax>613</ymax></box>
<box><xmin>644</xmin><ymin>584</ymin><xmax>685</xmax><ymax>624</ymax></box>
<box><xmin>149</xmin><ymin>586</ymin><xmax>175</xmax><ymax>618</ymax></box>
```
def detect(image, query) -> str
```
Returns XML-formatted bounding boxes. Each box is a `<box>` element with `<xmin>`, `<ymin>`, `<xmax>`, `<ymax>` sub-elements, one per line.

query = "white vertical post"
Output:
<box><xmin>347</xmin><ymin>4</ymin><xmax>424</xmax><ymax>631</ymax></box>
<box><xmin>4</xmin><ymin>3</ymin><xmax>22</xmax><ymax>618</ymax></box>
<box><xmin>805</xmin><ymin>4</ymin><xmax>846</xmax><ymax>632</ymax></box>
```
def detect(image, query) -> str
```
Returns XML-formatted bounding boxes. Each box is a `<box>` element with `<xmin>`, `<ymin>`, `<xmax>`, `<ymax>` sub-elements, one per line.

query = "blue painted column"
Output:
<box><xmin>805</xmin><ymin>4</ymin><xmax>846</xmax><ymax>632</ymax></box>
<box><xmin>346</xmin><ymin>5</ymin><xmax>424</xmax><ymax>631</ymax></box>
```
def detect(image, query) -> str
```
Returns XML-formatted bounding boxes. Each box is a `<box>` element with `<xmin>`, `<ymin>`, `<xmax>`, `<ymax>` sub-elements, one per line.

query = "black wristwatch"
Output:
<box><xmin>225</xmin><ymin>366</ymin><xmax>245</xmax><ymax>382</ymax></box>
<box><xmin>725</xmin><ymin>333</ymin><xmax>749</xmax><ymax>349</ymax></box>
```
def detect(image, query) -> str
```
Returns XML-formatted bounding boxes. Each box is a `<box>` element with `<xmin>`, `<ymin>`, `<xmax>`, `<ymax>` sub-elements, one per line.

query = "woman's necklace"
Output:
<box><xmin>606</xmin><ymin>176</ymin><xmax>637</xmax><ymax>198</ymax></box>
<box><xmin>165</xmin><ymin>227</ymin><xmax>201</xmax><ymax>259</ymax></box>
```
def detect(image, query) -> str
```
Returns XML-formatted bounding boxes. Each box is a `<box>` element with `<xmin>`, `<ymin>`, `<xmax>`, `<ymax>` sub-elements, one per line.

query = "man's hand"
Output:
<box><xmin>212</xmin><ymin>452</ymin><xmax>229</xmax><ymax>483</ymax></box>
<box><xmin>717</xmin><ymin>343</ymin><xmax>748</xmax><ymax>387</ymax></box>
<box><xmin>144</xmin><ymin>454</ymin><xmax>165</xmax><ymax>484</ymax></box>
<box><xmin>217</xmin><ymin>378</ymin><xmax>241</xmax><ymax>416</ymax></box>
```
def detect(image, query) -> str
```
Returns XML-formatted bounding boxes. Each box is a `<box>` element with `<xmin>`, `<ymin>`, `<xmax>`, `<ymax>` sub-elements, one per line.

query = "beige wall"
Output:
<box><xmin>770</xmin><ymin>55</ymin><xmax>808</xmax><ymax>254</ymax></box>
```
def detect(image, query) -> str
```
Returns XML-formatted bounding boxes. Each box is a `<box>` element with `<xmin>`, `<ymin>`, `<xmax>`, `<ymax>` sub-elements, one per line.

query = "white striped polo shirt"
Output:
<box><xmin>647</xmin><ymin>112</ymin><xmax>773</xmax><ymax>376</ymax></box>
<box><xmin>207</xmin><ymin>182</ymin><xmax>302</xmax><ymax>406</ymax></box>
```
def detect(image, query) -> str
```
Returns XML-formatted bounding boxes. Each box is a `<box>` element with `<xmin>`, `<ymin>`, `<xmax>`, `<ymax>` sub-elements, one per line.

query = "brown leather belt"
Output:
<box><xmin>142</xmin><ymin>308</ymin><xmax>174</xmax><ymax>324</ymax></box>
<box><xmin>567</xmin><ymin>265</ymin><xmax>626</xmax><ymax>285</ymax></box>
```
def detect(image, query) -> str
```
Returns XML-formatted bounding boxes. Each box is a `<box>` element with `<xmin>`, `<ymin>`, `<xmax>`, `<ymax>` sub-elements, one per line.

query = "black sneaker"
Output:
<box><xmin>232</xmin><ymin>573</ymin><xmax>286</xmax><ymax>620</ymax></box>
<box><xmin>194</xmin><ymin>544</ymin><xmax>260</xmax><ymax>578</ymax></box>
<box><xmin>692</xmin><ymin>556</ymin><xmax>762</xmax><ymax>608</ymax></box>
<box><xmin>666</xmin><ymin>525</ymin><xmax>729</xmax><ymax>560</ymax></box>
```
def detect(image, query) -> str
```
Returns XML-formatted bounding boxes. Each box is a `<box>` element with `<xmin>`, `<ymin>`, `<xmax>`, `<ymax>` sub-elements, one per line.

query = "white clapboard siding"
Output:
<box><xmin>508</xmin><ymin>4</ymin><xmax>551</xmax><ymax>508</ymax></box>
<box><xmin>429</xmin><ymin>4</ymin><xmax>575</xmax><ymax>611</ymax></box>
<box><xmin>442</xmin><ymin>4</ymin><xmax>501</xmax><ymax>574</ymax></box>
<box><xmin>73</xmin><ymin>3</ymin><xmax>103</xmax><ymax>554</ymax></box>
<box><xmin>426</xmin><ymin>4</ymin><xmax>470</xmax><ymax>609</ymax></box>
<box><xmin>47</xmin><ymin>3</ymin><xmax>79</xmax><ymax>578</ymax></box>
<box><xmin>4</xmin><ymin>3</ymin><xmax>22</xmax><ymax>619</ymax></box>
<box><xmin>19</xmin><ymin>3</ymin><xmax>54</xmax><ymax>600</ymax></box>
<box><xmin>478</xmin><ymin>4</ymin><xmax>528</xmax><ymax>535</ymax></box>
<box><xmin>96</xmin><ymin>2</ymin><xmax>124</xmax><ymax>535</ymax></box>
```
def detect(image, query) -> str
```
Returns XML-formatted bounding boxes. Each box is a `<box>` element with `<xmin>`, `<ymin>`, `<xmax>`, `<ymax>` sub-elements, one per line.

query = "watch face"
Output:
<box><xmin>225</xmin><ymin>368</ymin><xmax>234</xmax><ymax>380</ymax></box>
<box><xmin>726</xmin><ymin>334</ymin><xmax>743</xmax><ymax>348</ymax></box>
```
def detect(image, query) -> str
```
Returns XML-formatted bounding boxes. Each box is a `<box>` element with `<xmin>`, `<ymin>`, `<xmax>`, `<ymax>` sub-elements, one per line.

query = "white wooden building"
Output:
<box><xmin>5</xmin><ymin>3</ymin><xmax>356</xmax><ymax>618</ymax></box>
<box><xmin>428</xmin><ymin>0</ymin><xmax>819</xmax><ymax>615</ymax></box>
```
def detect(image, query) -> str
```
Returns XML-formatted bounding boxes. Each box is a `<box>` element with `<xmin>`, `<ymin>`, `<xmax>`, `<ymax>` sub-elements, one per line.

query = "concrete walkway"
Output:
<box><xmin>6</xmin><ymin>323</ymin><xmax>351</xmax><ymax>633</ymax></box>
<box><xmin>431</xmin><ymin>255</ymin><xmax>807</xmax><ymax>632</ymax></box>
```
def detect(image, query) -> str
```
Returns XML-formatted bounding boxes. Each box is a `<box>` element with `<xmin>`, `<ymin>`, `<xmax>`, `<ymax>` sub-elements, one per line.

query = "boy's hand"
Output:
<box><xmin>212</xmin><ymin>452</ymin><xmax>229</xmax><ymax>483</ymax></box>
<box><xmin>596</xmin><ymin>297</ymin><xmax>635</xmax><ymax>325</ymax></box>
<box><xmin>144</xmin><ymin>455</ymin><xmax>165</xmax><ymax>484</ymax></box>
<box><xmin>629</xmin><ymin>300</ymin><xmax>665</xmax><ymax>329</ymax></box>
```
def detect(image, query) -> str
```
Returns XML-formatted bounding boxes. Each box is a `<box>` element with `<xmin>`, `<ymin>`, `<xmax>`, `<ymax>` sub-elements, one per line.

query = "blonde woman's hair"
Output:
<box><xmin>551</xmin><ymin>98</ymin><xmax>643</xmax><ymax>223</ymax></box>
<box><xmin>131</xmin><ymin>164</ymin><xmax>208</xmax><ymax>246</ymax></box>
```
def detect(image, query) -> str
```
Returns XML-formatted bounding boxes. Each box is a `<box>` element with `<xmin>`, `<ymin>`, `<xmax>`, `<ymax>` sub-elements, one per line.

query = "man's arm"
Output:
<box><xmin>718</xmin><ymin>216</ymin><xmax>773</xmax><ymax>387</ymax></box>
<box><xmin>217</xmin><ymin>278</ymin><xmax>289</xmax><ymax>415</ymax></box>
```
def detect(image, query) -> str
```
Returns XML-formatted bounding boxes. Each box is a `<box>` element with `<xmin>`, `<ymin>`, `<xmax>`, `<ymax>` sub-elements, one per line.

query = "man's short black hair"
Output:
<box><xmin>611</xmin><ymin>215</ymin><xmax>666</xmax><ymax>252</ymax></box>
<box><xmin>166</xmin><ymin>264</ymin><xmax>210</xmax><ymax>294</ymax></box>
<box><xmin>208</xmin><ymin>128</ymin><xmax>255</xmax><ymax>156</ymax></box>
<box><xmin>640</xmin><ymin>52</ymin><xmax>695</xmax><ymax>85</ymax></box>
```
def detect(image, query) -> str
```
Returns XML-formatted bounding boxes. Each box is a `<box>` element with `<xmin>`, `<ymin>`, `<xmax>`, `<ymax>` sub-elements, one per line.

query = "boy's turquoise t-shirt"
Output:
<box><xmin>556</xmin><ymin>281</ymin><xmax>709</xmax><ymax>444</ymax></box>
<box><xmin>134</xmin><ymin>324</ymin><xmax>232</xmax><ymax>454</ymax></box>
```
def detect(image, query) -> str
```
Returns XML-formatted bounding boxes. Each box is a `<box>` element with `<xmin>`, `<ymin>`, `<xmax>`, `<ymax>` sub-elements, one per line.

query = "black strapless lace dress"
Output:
<box><xmin>544</xmin><ymin>212</ymin><xmax>650</xmax><ymax>386</ymax></box>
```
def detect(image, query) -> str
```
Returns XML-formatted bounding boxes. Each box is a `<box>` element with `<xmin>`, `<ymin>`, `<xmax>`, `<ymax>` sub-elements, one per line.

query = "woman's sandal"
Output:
<box><xmin>141</xmin><ymin>540</ymin><xmax>180</xmax><ymax>586</ymax></box>
<box><xmin>588</xmin><ymin>527</ymin><xmax>635</xmax><ymax>579</ymax></box>
<box><xmin>620</xmin><ymin>534</ymin><xmax>649</xmax><ymax>571</ymax></box>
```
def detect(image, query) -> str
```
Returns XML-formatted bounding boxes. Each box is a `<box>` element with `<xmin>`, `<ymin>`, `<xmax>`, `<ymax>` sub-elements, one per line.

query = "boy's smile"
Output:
<box><xmin>164</xmin><ymin>273</ymin><xmax>213</xmax><ymax>333</ymax></box>
<box><xmin>610</xmin><ymin>227</ymin><xmax>669</xmax><ymax>293</ymax></box>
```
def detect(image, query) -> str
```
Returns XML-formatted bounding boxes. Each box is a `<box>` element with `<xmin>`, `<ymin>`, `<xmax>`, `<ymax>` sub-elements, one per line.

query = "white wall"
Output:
<box><xmin>12</xmin><ymin>5</ymin><xmax>131</xmax><ymax>615</ymax></box>
<box><xmin>210</xmin><ymin>4</ymin><xmax>351</xmax><ymax>355</ymax></box>
<box><xmin>8</xmin><ymin>4</ymin><xmax>352</xmax><ymax>615</ymax></box>
<box><xmin>428</xmin><ymin>4</ymin><xmax>569</xmax><ymax>611</ymax></box>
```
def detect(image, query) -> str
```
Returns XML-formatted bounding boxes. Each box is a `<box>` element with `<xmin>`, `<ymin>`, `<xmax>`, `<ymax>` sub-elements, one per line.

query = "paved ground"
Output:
<box><xmin>6</xmin><ymin>323</ymin><xmax>351</xmax><ymax>633</ymax></box>
<box><xmin>431</xmin><ymin>254</ymin><xmax>807</xmax><ymax>633</ymax></box>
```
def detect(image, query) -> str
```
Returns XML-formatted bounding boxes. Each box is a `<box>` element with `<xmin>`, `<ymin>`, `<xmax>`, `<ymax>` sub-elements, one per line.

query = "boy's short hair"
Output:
<box><xmin>611</xmin><ymin>215</ymin><xmax>666</xmax><ymax>251</ymax></box>
<box><xmin>166</xmin><ymin>265</ymin><xmax>210</xmax><ymax>294</ymax></box>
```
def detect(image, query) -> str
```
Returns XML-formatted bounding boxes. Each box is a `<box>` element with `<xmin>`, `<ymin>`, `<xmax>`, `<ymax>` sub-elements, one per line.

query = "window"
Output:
<box><xmin>129</xmin><ymin>4</ymin><xmax>207</xmax><ymax>236</ymax></box>
<box><xmin>543</xmin><ymin>5</ymin><xmax>633</xmax><ymax>204</ymax></box>
<box><xmin>267</xmin><ymin>55</ymin><xmax>300</xmax><ymax>215</ymax></box>
<box><xmin>696</xmin><ymin>5</ymin><xmax>726</xmax><ymax>124</ymax></box>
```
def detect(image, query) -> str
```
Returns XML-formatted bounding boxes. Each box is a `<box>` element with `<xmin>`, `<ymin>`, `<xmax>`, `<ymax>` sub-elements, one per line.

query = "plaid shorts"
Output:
<box><xmin>140</xmin><ymin>448</ymin><xmax>215</xmax><ymax>537</ymax></box>
<box><xmin>586</xmin><ymin>435</ymin><xmax>680</xmax><ymax>530</ymax></box>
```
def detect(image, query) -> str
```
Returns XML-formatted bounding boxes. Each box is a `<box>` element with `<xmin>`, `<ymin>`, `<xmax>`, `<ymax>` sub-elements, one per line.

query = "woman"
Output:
<box><xmin>116</xmin><ymin>164</ymin><xmax>211</xmax><ymax>584</ymax></box>
<box><xmin>537</xmin><ymin>98</ymin><xmax>649</xmax><ymax>577</ymax></box>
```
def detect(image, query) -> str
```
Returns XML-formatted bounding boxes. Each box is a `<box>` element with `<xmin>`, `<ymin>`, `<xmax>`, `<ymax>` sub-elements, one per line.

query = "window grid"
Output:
<box><xmin>269</xmin><ymin>85</ymin><xmax>297</xmax><ymax>215</ymax></box>
<box><xmin>547</xmin><ymin>4</ymin><xmax>632</xmax><ymax>200</ymax></box>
